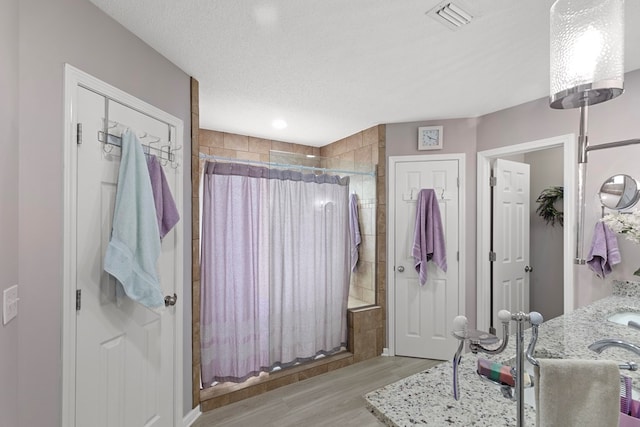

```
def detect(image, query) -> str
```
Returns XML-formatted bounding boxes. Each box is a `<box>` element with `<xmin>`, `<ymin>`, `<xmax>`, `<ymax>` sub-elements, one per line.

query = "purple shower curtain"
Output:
<box><xmin>200</xmin><ymin>162</ymin><xmax>270</xmax><ymax>384</ymax></box>
<box><xmin>269</xmin><ymin>176</ymin><xmax>350</xmax><ymax>367</ymax></box>
<box><xmin>200</xmin><ymin>162</ymin><xmax>350</xmax><ymax>385</ymax></box>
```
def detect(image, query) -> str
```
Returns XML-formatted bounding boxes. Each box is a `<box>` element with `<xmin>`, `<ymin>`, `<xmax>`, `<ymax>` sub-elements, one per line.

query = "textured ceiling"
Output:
<box><xmin>88</xmin><ymin>0</ymin><xmax>640</xmax><ymax>147</ymax></box>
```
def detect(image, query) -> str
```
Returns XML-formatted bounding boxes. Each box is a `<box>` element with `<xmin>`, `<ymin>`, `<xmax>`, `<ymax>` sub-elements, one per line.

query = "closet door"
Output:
<box><xmin>492</xmin><ymin>158</ymin><xmax>530</xmax><ymax>328</ymax></box>
<box><xmin>74</xmin><ymin>86</ymin><xmax>178</xmax><ymax>427</ymax></box>
<box><xmin>393</xmin><ymin>159</ymin><xmax>461</xmax><ymax>360</ymax></box>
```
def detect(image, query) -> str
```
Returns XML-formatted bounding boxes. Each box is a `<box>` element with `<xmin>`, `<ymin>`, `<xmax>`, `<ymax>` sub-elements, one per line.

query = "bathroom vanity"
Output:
<box><xmin>366</xmin><ymin>280</ymin><xmax>640</xmax><ymax>426</ymax></box>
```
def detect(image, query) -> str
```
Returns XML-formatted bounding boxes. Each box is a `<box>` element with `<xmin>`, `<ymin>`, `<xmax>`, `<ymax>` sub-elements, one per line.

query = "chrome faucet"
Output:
<box><xmin>628</xmin><ymin>320</ymin><xmax>640</xmax><ymax>331</ymax></box>
<box><xmin>589</xmin><ymin>339</ymin><xmax>640</xmax><ymax>358</ymax></box>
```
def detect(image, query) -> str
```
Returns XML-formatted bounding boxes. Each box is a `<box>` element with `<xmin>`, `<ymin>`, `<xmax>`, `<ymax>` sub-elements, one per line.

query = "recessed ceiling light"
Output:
<box><xmin>272</xmin><ymin>119</ymin><xmax>287</xmax><ymax>129</ymax></box>
<box><xmin>254</xmin><ymin>5</ymin><xmax>278</xmax><ymax>27</ymax></box>
<box><xmin>306</xmin><ymin>154</ymin><xmax>316</xmax><ymax>158</ymax></box>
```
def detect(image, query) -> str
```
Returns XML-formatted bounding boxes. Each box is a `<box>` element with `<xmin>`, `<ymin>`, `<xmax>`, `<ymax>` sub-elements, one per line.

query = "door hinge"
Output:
<box><xmin>457</xmin><ymin>251</ymin><xmax>459</xmax><ymax>261</ymax></box>
<box><xmin>489</xmin><ymin>251</ymin><xmax>496</xmax><ymax>262</ymax></box>
<box><xmin>489</xmin><ymin>176</ymin><xmax>497</xmax><ymax>187</ymax></box>
<box><xmin>76</xmin><ymin>289</ymin><xmax>81</xmax><ymax>311</ymax></box>
<box><xmin>76</xmin><ymin>123</ymin><xmax>83</xmax><ymax>145</ymax></box>
<box><xmin>457</xmin><ymin>177</ymin><xmax>460</xmax><ymax>188</ymax></box>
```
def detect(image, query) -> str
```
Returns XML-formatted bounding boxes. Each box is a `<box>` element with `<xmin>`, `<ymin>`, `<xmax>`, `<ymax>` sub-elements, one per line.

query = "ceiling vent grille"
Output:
<box><xmin>427</xmin><ymin>2</ymin><xmax>474</xmax><ymax>31</ymax></box>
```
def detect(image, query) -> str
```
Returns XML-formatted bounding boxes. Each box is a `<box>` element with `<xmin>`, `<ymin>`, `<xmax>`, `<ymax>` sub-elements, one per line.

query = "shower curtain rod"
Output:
<box><xmin>199</xmin><ymin>153</ymin><xmax>376</xmax><ymax>177</ymax></box>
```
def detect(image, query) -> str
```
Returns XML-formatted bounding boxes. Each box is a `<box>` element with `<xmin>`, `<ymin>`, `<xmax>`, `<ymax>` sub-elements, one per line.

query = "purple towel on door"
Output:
<box><xmin>349</xmin><ymin>193</ymin><xmax>361</xmax><ymax>272</ymax></box>
<box><xmin>412</xmin><ymin>189</ymin><xmax>447</xmax><ymax>285</ymax></box>
<box><xmin>587</xmin><ymin>221</ymin><xmax>621</xmax><ymax>278</ymax></box>
<box><xmin>146</xmin><ymin>155</ymin><xmax>180</xmax><ymax>239</ymax></box>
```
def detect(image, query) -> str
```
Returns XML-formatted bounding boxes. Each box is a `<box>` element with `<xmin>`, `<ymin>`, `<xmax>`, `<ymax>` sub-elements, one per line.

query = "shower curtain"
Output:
<box><xmin>200</xmin><ymin>162</ymin><xmax>350</xmax><ymax>385</ymax></box>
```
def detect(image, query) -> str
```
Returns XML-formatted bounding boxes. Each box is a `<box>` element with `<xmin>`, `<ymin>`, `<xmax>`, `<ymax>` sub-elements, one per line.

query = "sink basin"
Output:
<box><xmin>607</xmin><ymin>311</ymin><xmax>640</xmax><ymax>326</ymax></box>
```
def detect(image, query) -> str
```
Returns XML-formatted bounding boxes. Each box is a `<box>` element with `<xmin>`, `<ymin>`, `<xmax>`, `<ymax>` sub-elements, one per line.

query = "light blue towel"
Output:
<box><xmin>104</xmin><ymin>129</ymin><xmax>164</xmax><ymax>309</ymax></box>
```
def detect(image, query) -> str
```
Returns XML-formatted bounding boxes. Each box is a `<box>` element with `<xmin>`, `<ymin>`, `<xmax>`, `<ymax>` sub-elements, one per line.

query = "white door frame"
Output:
<box><xmin>476</xmin><ymin>134</ymin><xmax>576</xmax><ymax>331</ymax></box>
<box><xmin>62</xmin><ymin>64</ymin><xmax>184</xmax><ymax>426</ymax></box>
<box><xmin>387</xmin><ymin>153</ymin><xmax>466</xmax><ymax>357</ymax></box>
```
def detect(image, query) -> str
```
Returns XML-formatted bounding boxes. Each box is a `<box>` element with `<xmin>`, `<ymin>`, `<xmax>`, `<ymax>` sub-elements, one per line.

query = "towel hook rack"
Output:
<box><xmin>98</xmin><ymin>119</ymin><xmax>178</xmax><ymax>166</ymax></box>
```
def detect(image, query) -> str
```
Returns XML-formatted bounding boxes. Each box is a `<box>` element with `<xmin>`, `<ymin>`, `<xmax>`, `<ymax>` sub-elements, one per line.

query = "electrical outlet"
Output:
<box><xmin>3</xmin><ymin>285</ymin><xmax>18</xmax><ymax>325</ymax></box>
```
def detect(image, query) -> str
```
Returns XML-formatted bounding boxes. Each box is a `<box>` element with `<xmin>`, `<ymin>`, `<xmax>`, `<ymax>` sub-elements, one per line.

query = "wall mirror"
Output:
<box><xmin>598</xmin><ymin>174</ymin><xmax>640</xmax><ymax>210</ymax></box>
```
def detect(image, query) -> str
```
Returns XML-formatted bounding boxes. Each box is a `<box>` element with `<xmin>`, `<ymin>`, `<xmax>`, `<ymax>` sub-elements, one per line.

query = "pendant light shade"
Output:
<box><xmin>550</xmin><ymin>0</ymin><xmax>625</xmax><ymax>109</ymax></box>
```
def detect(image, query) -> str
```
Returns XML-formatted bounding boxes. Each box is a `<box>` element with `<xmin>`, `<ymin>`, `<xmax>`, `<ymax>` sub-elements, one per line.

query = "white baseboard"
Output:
<box><xmin>183</xmin><ymin>406</ymin><xmax>201</xmax><ymax>426</ymax></box>
<box><xmin>381</xmin><ymin>348</ymin><xmax>390</xmax><ymax>356</ymax></box>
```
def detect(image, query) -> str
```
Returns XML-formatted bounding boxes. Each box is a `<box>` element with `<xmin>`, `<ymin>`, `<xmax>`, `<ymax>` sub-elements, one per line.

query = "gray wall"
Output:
<box><xmin>17</xmin><ymin>0</ymin><xmax>191</xmax><ymax>425</ymax></box>
<box><xmin>386</xmin><ymin>68</ymin><xmax>640</xmax><ymax>326</ymax></box>
<box><xmin>525</xmin><ymin>147</ymin><xmax>564</xmax><ymax>320</ymax></box>
<box><xmin>477</xmin><ymin>68</ymin><xmax>640</xmax><ymax>308</ymax></box>
<box><xmin>386</xmin><ymin>118</ymin><xmax>478</xmax><ymax>325</ymax></box>
<box><xmin>0</xmin><ymin>0</ymin><xmax>19</xmax><ymax>425</ymax></box>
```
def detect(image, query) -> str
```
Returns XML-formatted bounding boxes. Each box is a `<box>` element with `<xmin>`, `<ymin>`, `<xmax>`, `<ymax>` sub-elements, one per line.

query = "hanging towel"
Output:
<box><xmin>349</xmin><ymin>193</ymin><xmax>361</xmax><ymax>272</ymax></box>
<box><xmin>587</xmin><ymin>221</ymin><xmax>621</xmax><ymax>278</ymax></box>
<box><xmin>534</xmin><ymin>359</ymin><xmax>620</xmax><ymax>427</ymax></box>
<box><xmin>411</xmin><ymin>189</ymin><xmax>447</xmax><ymax>285</ymax></box>
<box><xmin>104</xmin><ymin>129</ymin><xmax>164</xmax><ymax>309</ymax></box>
<box><xmin>147</xmin><ymin>155</ymin><xmax>180</xmax><ymax>239</ymax></box>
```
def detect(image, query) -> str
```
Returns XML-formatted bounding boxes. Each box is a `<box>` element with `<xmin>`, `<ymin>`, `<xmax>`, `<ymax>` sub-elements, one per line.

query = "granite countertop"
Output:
<box><xmin>365</xmin><ymin>281</ymin><xmax>640</xmax><ymax>426</ymax></box>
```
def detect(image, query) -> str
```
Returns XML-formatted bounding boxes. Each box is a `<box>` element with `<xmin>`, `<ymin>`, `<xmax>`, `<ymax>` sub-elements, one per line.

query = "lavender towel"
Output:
<box><xmin>411</xmin><ymin>189</ymin><xmax>447</xmax><ymax>285</ymax></box>
<box><xmin>587</xmin><ymin>221</ymin><xmax>621</xmax><ymax>278</ymax></box>
<box><xmin>147</xmin><ymin>155</ymin><xmax>180</xmax><ymax>239</ymax></box>
<box><xmin>349</xmin><ymin>193</ymin><xmax>361</xmax><ymax>272</ymax></box>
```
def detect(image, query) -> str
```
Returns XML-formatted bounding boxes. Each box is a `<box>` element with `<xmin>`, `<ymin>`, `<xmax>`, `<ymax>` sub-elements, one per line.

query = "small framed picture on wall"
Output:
<box><xmin>418</xmin><ymin>126</ymin><xmax>443</xmax><ymax>151</ymax></box>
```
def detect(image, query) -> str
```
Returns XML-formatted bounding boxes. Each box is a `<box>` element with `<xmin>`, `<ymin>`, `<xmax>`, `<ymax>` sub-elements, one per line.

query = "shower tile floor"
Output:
<box><xmin>194</xmin><ymin>355</ymin><xmax>442</xmax><ymax>427</ymax></box>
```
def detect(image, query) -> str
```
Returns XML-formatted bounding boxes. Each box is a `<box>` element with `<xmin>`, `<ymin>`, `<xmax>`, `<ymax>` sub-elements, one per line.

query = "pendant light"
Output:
<box><xmin>549</xmin><ymin>0</ymin><xmax>625</xmax><ymax>264</ymax></box>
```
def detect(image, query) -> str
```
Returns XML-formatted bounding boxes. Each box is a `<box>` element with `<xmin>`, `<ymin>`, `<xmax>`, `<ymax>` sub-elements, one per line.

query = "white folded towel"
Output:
<box><xmin>534</xmin><ymin>358</ymin><xmax>620</xmax><ymax>427</ymax></box>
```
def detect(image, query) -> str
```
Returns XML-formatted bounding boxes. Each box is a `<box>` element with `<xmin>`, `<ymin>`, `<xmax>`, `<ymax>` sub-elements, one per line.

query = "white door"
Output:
<box><xmin>492</xmin><ymin>158</ymin><xmax>530</xmax><ymax>328</ymax></box>
<box><xmin>74</xmin><ymin>86</ymin><xmax>179</xmax><ymax>427</ymax></box>
<box><xmin>394</xmin><ymin>159</ymin><xmax>460</xmax><ymax>360</ymax></box>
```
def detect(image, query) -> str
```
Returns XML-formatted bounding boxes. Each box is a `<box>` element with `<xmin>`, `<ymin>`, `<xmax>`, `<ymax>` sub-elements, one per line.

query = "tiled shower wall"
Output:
<box><xmin>190</xmin><ymin>78</ymin><xmax>200</xmax><ymax>408</ymax></box>
<box><xmin>198</xmin><ymin>130</ymin><xmax>321</xmax><ymax>163</ymax></box>
<box><xmin>320</xmin><ymin>126</ymin><xmax>386</xmax><ymax>316</ymax></box>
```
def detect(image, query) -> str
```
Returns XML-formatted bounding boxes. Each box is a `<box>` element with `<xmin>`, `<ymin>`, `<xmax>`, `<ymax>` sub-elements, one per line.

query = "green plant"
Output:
<box><xmin>536</xmin><ymin>186</ymin><xmax>563</xmax><ymax>227</ymax></box>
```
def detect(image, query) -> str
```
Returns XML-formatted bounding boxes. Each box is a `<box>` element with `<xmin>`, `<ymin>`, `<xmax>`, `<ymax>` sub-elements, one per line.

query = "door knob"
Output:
<box><xmin>524</xmin><ymin>266</ymin><xmax>533</xmax><ymax>273</ymax></box>
<box><xmin>164</xmin><ymin>293</ymin><xmax>178</xmax><ymax>307</ymax></box>
<box><xmin>397</xmin><ymin>266</ymin><xmax>405</xmax><ymax>273</ymax></box>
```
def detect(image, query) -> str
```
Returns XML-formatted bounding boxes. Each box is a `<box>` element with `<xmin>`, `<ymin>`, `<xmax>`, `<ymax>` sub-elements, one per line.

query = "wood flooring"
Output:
<box><xmin>193</xmin><ymin>356</ymin><xmax>442</xmax><ymax>427</ymax></box>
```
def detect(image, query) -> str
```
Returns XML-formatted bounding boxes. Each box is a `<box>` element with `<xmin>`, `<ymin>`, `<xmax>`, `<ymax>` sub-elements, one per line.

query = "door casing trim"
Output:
<box><xmin>387</xmin><ymin>154</ymin><xmax>466</xmax><ymax>356</ymax></box>
<box><xmin>62</xmin><ymin>64</ymin><xmax>185</xmax><ymax>427</ymax></box>
<box><xmin>476</xmin><ymin>134</ymin><xmax>576</xmax><ymax>331</ymax></box>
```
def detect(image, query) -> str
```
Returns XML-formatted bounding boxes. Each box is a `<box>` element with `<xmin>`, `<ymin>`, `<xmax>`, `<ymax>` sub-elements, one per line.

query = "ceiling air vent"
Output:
<box><xmin>427</xmin><ymin>1</ymin><xmax>474</xmax><ymax>31</ymax></box>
